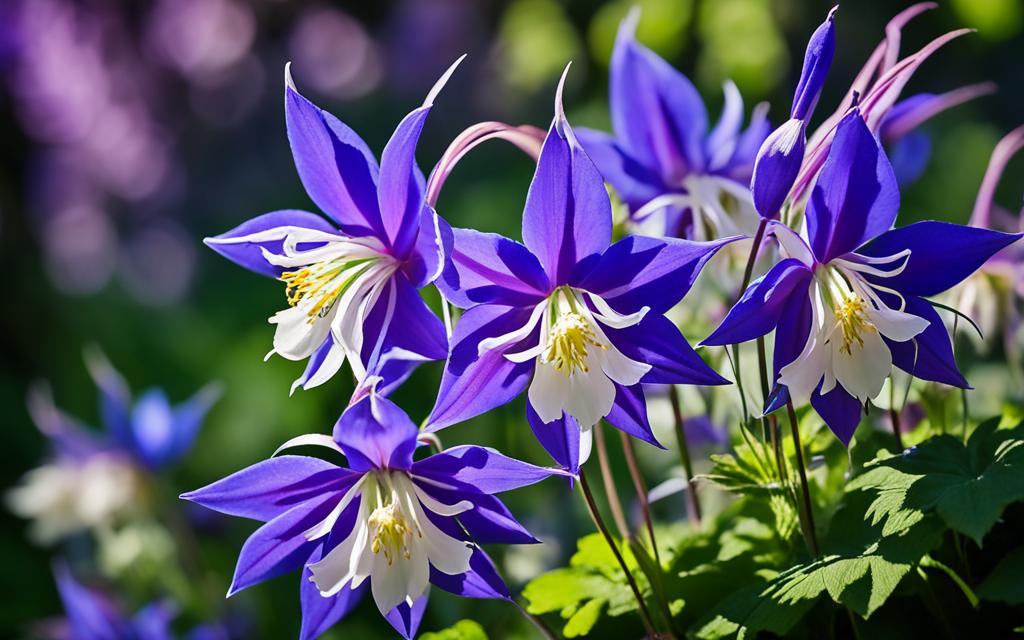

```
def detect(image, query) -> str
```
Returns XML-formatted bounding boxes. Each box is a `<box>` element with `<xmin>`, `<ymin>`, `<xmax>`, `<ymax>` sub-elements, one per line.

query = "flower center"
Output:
<box><xmin>279</xmin><ymin>257</ymin><xmax>375</xmax><ymax>323</ymax></box>
<box><xmin>834</xmin><ymin>295</ymin><xmax>872</xmax><ymax>355</ymax></box>
<box><xmin>543</xmin><ymin>311</ymin><xmax>604</xmax><ymax>376</ymax></box>
<box><xmin>368</xmin><ymin>502</ymin><xmax>414</xmax><ymax>564</ymax></box>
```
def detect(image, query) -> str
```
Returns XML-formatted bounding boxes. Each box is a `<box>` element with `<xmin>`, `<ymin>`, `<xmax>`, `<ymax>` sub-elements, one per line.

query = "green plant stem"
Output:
<box><xmin>732</xmin><ymin>217</ymin><xmax>769</xmax><ymax>438</ymax></box>
<box><xmin>961</xmin><ymin>387</ymin><xmax>969</xmax><ymax>443</ymax></box>
<box><xmin>668</xmin><ymin>385</ymin><xmax>702</xmax><ymax>526</ymax></box>
<box><xmin>890</xmin><ymin>404</ymin><xmax>905</xmax><ymax>451</ymax></box>
<box><xmin>594</xmin><ymin>423</ymin><xmax>630</xmax><ymax>540</ymax></box>
<box><xmin>578</xmin><ymin>468</ymin><xmax>661</xmax><ymax>639</ymax></box>
<box><xmin>786</xmin><ymin>399</ymin><xmax>819</xmax><ymax>557</ymax></box>
<box><xmin>512</xmin><ymin>599</ymin><xmax>558</xmax><ymax>640</ymax></box>
<box><xmin>619</xmin><ymin>431</ymin><xmax>660</xmax><ymax>565</ymax></box>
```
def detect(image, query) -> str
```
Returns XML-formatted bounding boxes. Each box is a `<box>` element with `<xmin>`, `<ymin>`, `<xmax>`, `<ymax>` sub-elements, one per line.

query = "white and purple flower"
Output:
<box><xmin>204</xmin><ymin>60</ymin><xmax>463</xmax><ymax>395</ymax></box>
<box><xmin>182</xmin><ymin>392</ymin><xmax>560</xmax><ymax>639</ymax></box>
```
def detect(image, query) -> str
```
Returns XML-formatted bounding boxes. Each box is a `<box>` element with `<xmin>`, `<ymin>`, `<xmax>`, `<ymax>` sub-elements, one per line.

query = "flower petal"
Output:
<box><xmin>810</xmin><ymin>382</ymin><xmax>863</xmax><ymax>446</ymax></box>
<box><xmin>526</xmin><ymin>403</ymin><xmax>582</xmax><ymax>474</ymax></box>
<box><xmin>575</xmin><ymin>127</ymin><xmax>664</xmax><ymax>210</ymax></box>
<box><xmin>383</xmin><ymin>594</ymin><xmax>428</xmax><ymax>640</ymax></box>
<box><xmin>180</xmin><ymin>456</ymin><xmax>355</xmax><ymax>523</ymax></box>
<box><xmin>333</xmin><ymin>394</ymin><xmax>419</xmax><ymax>472</ymax></box>
<box><xmin>790</xmin><ymin>7</ymin><xmax>837</xmax><ymax>121</ymax></box>
<box><xmin>430</xmin><ymin>547</ymin><xmax>512</xmax><ymax>600</ymax></box>
<box><xmin>859</xmin><ymin>221</ymin><xmax>1023</xmax><ymax>296</ymax></box>
<box><xmin>522</xmin><ymin>66</ymin><xmax>612</xmax><ymax>285</ymax></box>
<box><xmin>204</xmin><ymin>210</ymin><xmax>339</xmax><ymax>278</ymax></box>
<box><xmin>605</xmin><ymin>383</ymin><xmax>662</xmax><ymax>448</ymax></box>
<box><xmin>611</xmin><ymin>313</ymin><xmax>728</xmax><ymax>386</ymax></box>
<box><xmin>411</xmin><ymin>445</ymin><xmax>562</xmax><ymax>494</ymax></box>
<box><xmin>426</xmin><ymin>305</ymin><xmax>537</xmax><ymax>431</ymax></box>
<box><xmin>299</xmin><ymin>547</ymin><xmax>366</xmax><ymax>640</ymax></box>
<box><xmin>885</xmin><ymin>295</ymin><xmax>968</xmax><ymax>388</ymax></box>
<box><xmin>437</xmin><ymin>227</ymin><xmax>550</xmax><ymax>309</ymax></box>
<box><xmin>285</xmin><ymin>69</ymin><xmax>382</xmax><ymax>237</ymax></box>
<box><xmin>806</xmin><ymin>110</ymin><xmax>899</xmax><ymax>263</ymax></box>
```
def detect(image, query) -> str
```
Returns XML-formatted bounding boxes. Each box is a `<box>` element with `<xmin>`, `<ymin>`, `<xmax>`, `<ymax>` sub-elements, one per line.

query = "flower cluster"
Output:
<box><xmin>184</xmin><ymin>4</ymin><xmax>1022</xmax><ymax>639</ymax></box>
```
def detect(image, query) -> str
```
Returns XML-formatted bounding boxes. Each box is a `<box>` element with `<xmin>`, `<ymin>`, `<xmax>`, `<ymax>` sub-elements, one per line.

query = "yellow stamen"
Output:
<box><xmin>543</xmin><ymin>311</ymin><xmax>605</xmax><ymax>376</ymax></box>
<box><xmin>279</xmin><ymin>259</ymin><xmax>371</xmax><ymax>323</ymax></box>
<box><xmin>368</xmin><ymin>501</ymin><xmax>414</xmax><ymax>565</ymax></box>
<box><xmin>835</xmin><ymin>296</ymin><xmax>872</xmax><ymax>354</ymax></box>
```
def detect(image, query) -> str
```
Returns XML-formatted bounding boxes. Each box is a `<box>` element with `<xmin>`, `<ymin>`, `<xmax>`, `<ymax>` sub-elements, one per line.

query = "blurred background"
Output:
<box><xmin>1</xmin><ymin>0</ymin><xmax>1021</xmax><ymax>637</ymax></box>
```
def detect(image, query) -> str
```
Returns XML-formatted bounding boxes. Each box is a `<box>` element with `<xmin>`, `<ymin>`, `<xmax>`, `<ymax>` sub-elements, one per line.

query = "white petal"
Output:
<box><xmin>592</xmin><ymin>330</ymin><xmax>650</xmax><ymax>387</ymax></box>
<box><xmin>291</xmin><ymin>340</ymin><xmax>347</xmax><ymax>395</ymax></box>
<box><xmin>479</xmin><ymin>301</ymin><xmax>546</xmax><ymax>356</ymax></box>
<box><xmin>578</xmin><ymin>426</ymin><xmax>593</xmax><ymax>466</ymax></box>
<box><xmin>768</xmin><ymin>220</ymin><xmax>814</xmax><ymax>266</ymax></box>
<box><xmin>303</xmin><ymin>476</ymin><xmax>367</xmax><ymax>541</ymax></box>
<box><xmin>867</xmin><ymin>305</ymin><xmax>930</xmax><ymax>343</ymax></box>
<box><xmin>830</xmin><ymin>326</ymin><xmax>891</xmax><ymax>402</ymax></box>
<box><xmin>565</xmin><ymin>365</ymin><xmax>616</xmax><ymax>429</ymax></box>
<box><xmin>528</xmin><ymin>362</ymin><xmax>571</xmax><ymax>424</ymax></box>
<box><xmin>273</xmin><ymin>433</ymin><xmax>346</xmax><ymax>457</ymax></box>
<box><xmin>410</xmin><ymin>481</ymin><xmax>473</xmax><ymax>517</ymax></box>
<box><xmin>408</xmin><ymin>494</ymin><xmax>472</xmax><ymax>576</ymax></box>
<box><xmin>309</xmin><ymin>500</ymin><xmax>371</xmax><ymax>596</ymax></box>
<box><xmin>271</xmin><ymin>305</ymin><xmax>333</xmax><ymax>360</ymax></box>
<box><xmin>369</xmin><ymin>545</ymin><xmax>422</xmax><ymax>614</ymax></box>
<box><xmin>584</xmin><ymin>291</ymin><xmax>648</xmax><ymax>329</ymax></box>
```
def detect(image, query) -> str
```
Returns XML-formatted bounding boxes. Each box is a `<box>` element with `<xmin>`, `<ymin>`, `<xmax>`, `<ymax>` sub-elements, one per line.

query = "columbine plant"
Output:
<box><xmin>183</xmin><ymin>391</ymin><xmax>559</xmax><ymax>640</ymax></box>
<box><xmin>203</xmin><ymin>60</ymin><xmax>465</xmax><ymax>394</ymax></box>
<box><xmin>426</xmin><ymin>68</ymin><xmax>732</xmax><ymax>472</ymax></box>
<box><xmin>7</xmin><ymin>351</ymin><xmax>219</xmax><ymax>543</ymax></box>
<box><xmin>577</xmin><ymin>9</ymin><xmax>770</xmax><ymax>240</ymax></box>
<box><xmin>704</xmin><ymin>109</ymin><xmax>1023</xmax><ymax>443</ymax></box>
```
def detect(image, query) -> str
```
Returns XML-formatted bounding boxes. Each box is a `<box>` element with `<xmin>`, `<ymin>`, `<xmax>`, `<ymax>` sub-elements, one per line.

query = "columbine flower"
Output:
<box><xmin>204</xmin><ymin>59</ymin><xmax>463</xmax><ymax>395</ymax></box>
<box><xmin>6</xmin><ymin>352</ymin><xmax>219</xmax><ymax>543</ymax></box>
<box><xmin>182</xmin><ymin>392</ymin><xmax>558</xmax><ymax>640</ymax></box>
<box><xmin>51</xmin><ymin>564</ymin><xmax>177</xmax><ymax>640</ymax></box>
<box><xmin>576</xmin><ymin>9</ymin><xmax>770</xmax><ymax>240</ymax></box>
<box><xmin>703</xmin><ymin>109</ymin><xmax>1023</xmax><ymax>444</ymax></box>
<box><xmin>425</xmin><ymin>67</ymin><xmax>731</xmax><ymax>472</ymax></box>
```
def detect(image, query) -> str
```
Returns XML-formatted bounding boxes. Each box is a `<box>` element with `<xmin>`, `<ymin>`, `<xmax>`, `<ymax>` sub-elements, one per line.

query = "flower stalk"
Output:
<box><xmin>669</xmin><ymin>385</ymin><xmax>702</xmax><ymax>526</ymax></box>
<box><xmin>619</xmin><ymin>430</ymin><xmax>660</xmax><ymax>565</ymax></box>
<box><xmin>786</xmin><ymin>399</ymin><xmax>819</xmax><ymax>557</ymax></box>
<box><xmin>594</xmin><ymin>422</ymin><xmax>631</xmax><ymax>540</ymax></box>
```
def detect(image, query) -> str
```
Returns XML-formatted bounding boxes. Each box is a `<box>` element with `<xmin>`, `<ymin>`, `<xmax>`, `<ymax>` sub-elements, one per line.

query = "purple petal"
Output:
<box><xmin>610</xmin><ymin>10</ymin><xmax>707</xmax><ymax>179</ymax></box>
<box><xmin>130</xmin><ymin>603</ymin><xmax>177</xmax><ymax>640</ymax></box>
<box><xmin>811</xmin><ymin>382</ymin><xmax>862</xmax><ymax>446</ymax></box>
<box><xmin>377</xmin><ymin>106</ymin><xmax>430</xmax><ymax>258</ymax></box>
<box><xmin>430</xmin><ymin>547</ymin><xmax>511</xmax><ymax>600</ymax></box>
<box><xmin>84</xmin><ymin>349</ymin><xmax>134</xmax><ymax>449</ymax></box>
<box><xmin>526</xmin><ymin>403</ymin><xmax>581</xmax><ymax>474</ymax></box>
<box><xmin>522</xmin><ymin>68</ymin><xmax>612</xmax><ymax>285</ymax></box>
<box><xmin>880</xmin><ymin>84</ymin><xmax>996</xmax><ymax>144</ymax></box>
<box><xmin>383</xmin><ymin>594</ymin><xmax>428</xmax><ymax>640</ymax></box>
<box><xmin>401</xmin><ymin>206</ymin><xmax>446</xmax><ymax>289</ymax></box>
<box><xmin>411</xmin><ymin>445</ymin><xmax>560</xmax><ymax>494</ymax></box>
<box><xmin>128</xmin><ymin>389</ymin><xmax>175</xmax><ymax>468</ymax></box>
<box><xmin>702</xmin><ymin>258</ymin><xmax>813</xmax><ymax>346</ymax></box>
<box><xmin>887</xmin><ymin>130</ymin><xmax>932</xmax><ymax>186</ymax></box>
<box><xmin>54</xmin><ymin>564</ymin><xmax>128</xmax><ymax>640</ymax></box>
<box><xmin>292</xmin><ymin>337</ymin><xmax>342</xmax><ymax>395</ymax></box>
<box><xmin>285</xmin><ymin>72</ymin><xmax>382</xmax><ymax>238</ymax></box>
<box><xmin>415</xmin><ymin>481</ymin><xmax>539</xmax><ymax>545</ymax></box>
<box><xmin>577</xmin><ymin>235</ymin><xmax>737</xmax><ymax>315</ymax></box>
<box><xmin>806</xmin><ymin>110</ymin><xmax>899</xmax><ymax>263</ymax></box>
<box><xmin>860</xmin><ymin>221</ymin><xmax>1023</xmax><ymax>296</ymax></box>
<box><xmin>885</xmin><ymin>296</ymin><xmax>968</xmax><ymax>389</ymax></box>
<box><xmin>751</xmin><ymin>119</ymin><xmax>806</xmax><ymax>219</ymax></box>
<box><xmin>299</xmin><ymin>548</ymin><xmax>365</xmax><ymax>640</ymax></box>
<box><xmin>228</xmin><ymin>492</ymin><xmax>339</xmax><ymax>595</ymax></box>
<box><xmin>766</xmin><ymin>286</ymin><xmax>814</xmax><ymax>414</ymax></box>
<box><xmin>728</xmin><ymin>102</ymin><xmax>772</xmax><ymax>182</ymax></box>
<box><xmin>426</xmin><ymin>305</ymin><xmax>537</xmax><ymax>431</ymax></box>
<box><xmin>333</xmin><ymin>394</ymin><xmax>419</xmax><ymax>472</ymax></box>
<box><xmin>181</xmin><ymin>456</ymin><xmax>356</xmax><ymax>522</ymax></box>
<box><xmin>204</xmin><ymin>210</ymin><xmax>338</xmax><ymax>278</ymax></box>
<box><xmin>790</xmin><ymin>7</ymin><xmax>837</xmax><ymax>121</ymax></box>
<box><xmin>612</xmin><ymin>313</ymin><xmax>728</xmax><ymax>386</ymax></box>
<box><xmin>605</xmin><ymin>383</ymin><xmax>662</xmax><ymax>449</ymax></box>
<box><xmin>437</xmin><ymin>227</ymin><xmax>550</xmax><ymax>309</ymax></box>
<box><xmin>575</xmin><ymin>127</ymin><xmax>664</xmax><ymax>210</ymax></box>
<box><xmin>706</xmin><ymin>81</ymin><xmax>745</xmax><ymax>169</ymax></box>
<box><xmin>361</xmin><ymin>276</ymin><xmax>447</xmax><ymax>393</ymax></box>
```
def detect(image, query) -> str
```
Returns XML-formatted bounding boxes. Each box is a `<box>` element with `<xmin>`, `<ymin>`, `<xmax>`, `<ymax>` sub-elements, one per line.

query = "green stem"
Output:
<box><xmin>890</xmin><ymin>404</ymin><xmax>905</xmax><ymax>451</ymax></box>
<box><xmin>594</xmin><ymin>423</ymin><xmax>630</xmax><ymax>540</ymax></box>
<box><xmin>512</xmin><ymin>599</ymin><xmax>558</xmax><ymax>640</ymax></box>
<box><xmin>578</xmin><ymin>469</ymin><xmax>661</xmax><ymax>639</ymax></box>
<box><xmin>732</xmin><ymin>217</ymin><xmax>769</xmax><ymax>437</ymax></box>
<box><xmin>668</xmin><ymin>385</ymin><xmax>701</xmax><ymax>526</ymax></box>
<box><xmin>619</xmin><ymin>431</ymin><xmax>660</xmax><ymax>566</ymax></box>
<box><xmin>920</xmin><ymin>555</ymin><xmax>979</xmax><ymax>608</ymax></box>
<box><xmin>786</xmin><ymin>399</ymin><xmax>819</xmax><ymax>557</ymax></box>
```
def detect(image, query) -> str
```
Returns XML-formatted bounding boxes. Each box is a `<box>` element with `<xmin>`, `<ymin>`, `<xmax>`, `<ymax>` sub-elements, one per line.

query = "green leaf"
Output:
<box><xmin>866</xmin><ymin>418</ymin><xmax>1024</xmax><ymax>544</ymax></box>
<box><xmin>522</xmin><ymin>534</ymin><xmax>646</xmax><ymax>636</ymax></box>
<box><xmin>978</xmin><ymin>546</ymin><xmax>1024</xmax><ymax>605</ymax></box>
<box><xmin>420</xmin><ymin>619</ymin><xmax>488</xmax><ymax>640</ymax></box>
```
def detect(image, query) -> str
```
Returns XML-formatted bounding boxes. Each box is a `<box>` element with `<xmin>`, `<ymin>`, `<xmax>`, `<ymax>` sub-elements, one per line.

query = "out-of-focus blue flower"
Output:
<box><xmin>53</xmin><ymin>563</ymin><xmax>176</xmax><ymax>640</ymax></box>
<box><xmin>578</xmin><ymin>9</ymin><xmax>770</xmax><ymax>240</ymax></box>
<box><xmin>425</xmin><ymin>67</ymin><xmax>733</xmax><ymax>473</ymax></box>
<box><xmin>203</xmin><ymin>60</ymin><xmax>463</xmax><ymax>396</ymax></box>
<box><xmin>705</xmin><ymin>110</ymin><xmax>1022</xmax><ymax>444</ymax></box>
<box><xmin>183</xmin><ymin>391</ymin><xmax>561</xmax><ymax>640</ymax></box>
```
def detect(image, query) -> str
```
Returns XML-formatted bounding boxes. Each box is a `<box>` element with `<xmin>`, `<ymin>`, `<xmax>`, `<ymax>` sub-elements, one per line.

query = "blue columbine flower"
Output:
<box><xmin>53</xmin><ymin>563</ymin><xmax>177</xmax><ymax>640</ymax></box>
<box><xmin>576</xmin><ymin>9</ymin><xmax>770</xmax><ymax>240</ymax></box>
<box><xmin>425</xmin><ymin>67</ymin><xmax>733</xmax><ymax>473</ymax></box>
<box><xmin>203</xmin><ymin>59</ymin><xmax>463</xmax><ymax>395</ymax></box>
<box><xmin>704</xmin><ymin>109</ymin><xmax>1023</xmax><ymax>444</ymax></box>
<box><xmin>182</xmin><ymin>391</ymin><xmax>560</xmax><ymax>640</ymax></box>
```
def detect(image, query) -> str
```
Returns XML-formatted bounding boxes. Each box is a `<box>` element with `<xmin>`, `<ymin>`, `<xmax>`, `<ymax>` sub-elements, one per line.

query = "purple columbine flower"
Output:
<box><xmin>425</xmin><ymin>67</ymin><xmax>733</xmax><ymax>473</ymax></box>
<box><xmin>575</xmin><ymin>9</ymin><xmax>770</xmax><ymax>240</ymax></box>
<box><xmin>182</xmin><ymin>392</ymin><xmax>559</xmax><ymax>640</ymax></box>
<box><xmin>204</xmin><ymin>59</ymin><xmax>463</xmax><ymax>395</ymax></box>
<box><xmin>750</xmin><ymin>6</ymin><xmax>836</xmax><ymax>220</ymax></box>
<box><xmin>51</xmin><ymin>563</ymin><xmax>177</xmax><ymax>640</ymax></box>
<box><xmin>703</xmin><ymin>109</ymin><xmax>1023</xmax><ymax>444</ymax></box>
